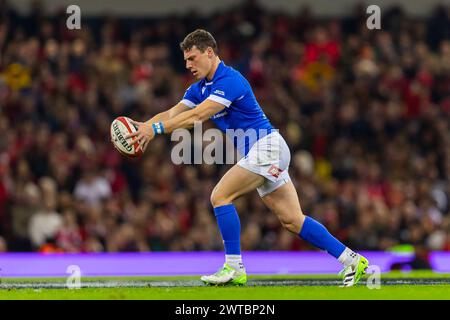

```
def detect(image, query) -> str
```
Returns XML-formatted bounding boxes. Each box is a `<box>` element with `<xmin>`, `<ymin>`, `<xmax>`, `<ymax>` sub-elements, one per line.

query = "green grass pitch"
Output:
<box><xmin>0</xmin><ymin>271</ymin><xmax>449</xmax><ymax>300</ymax></box>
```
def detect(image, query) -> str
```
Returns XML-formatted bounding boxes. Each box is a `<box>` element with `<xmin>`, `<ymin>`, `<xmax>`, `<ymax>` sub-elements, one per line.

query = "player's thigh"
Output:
<box><xmin>261</xmin><ymin>180</ymin><xmax>305</xmax><ymax>233</ymax></box>
<box><xmin>211</xmin><ymin>164</ymin><xmax>265</xmax><ymax>207</ymax></box>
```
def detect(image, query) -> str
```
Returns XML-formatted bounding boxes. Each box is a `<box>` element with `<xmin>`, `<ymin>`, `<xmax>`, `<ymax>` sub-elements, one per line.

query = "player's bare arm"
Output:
<box><xmin>128</xmin><ymin>102</ymin><xmax>190</xmax><ymax>128</ymax></box>
<box><xmin>152</xmin><ymin>102</ymin><xmax>191</xmax><ymax>122</ymax></box>
<box><xmin>163</xmin><ymin>99</ymin><xmax>224</xmax><ymax>132</ymax></box>
<box><xmin>126</xmin><ymin>99</ymin><xmax>225</xmax><ymax>152</ymax></box>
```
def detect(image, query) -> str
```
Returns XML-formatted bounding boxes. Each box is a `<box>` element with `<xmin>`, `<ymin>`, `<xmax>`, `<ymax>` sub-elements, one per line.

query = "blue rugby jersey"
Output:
<box><xmin>180</xmin><ymin>61</ymin><xmax>274</xmax><ymax>156</ymax></box>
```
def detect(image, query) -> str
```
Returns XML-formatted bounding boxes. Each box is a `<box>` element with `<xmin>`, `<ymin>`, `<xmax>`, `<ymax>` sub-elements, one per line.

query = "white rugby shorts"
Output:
<box><xmin>237</xmin><ymin>131</ymin><xmax>291</xmax><ymax>197</ymax></box>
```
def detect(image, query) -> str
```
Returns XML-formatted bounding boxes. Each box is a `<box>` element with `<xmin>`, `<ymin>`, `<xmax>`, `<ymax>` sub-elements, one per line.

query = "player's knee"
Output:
<box><xmin>210</xmin><ymin>189</ymin><xmax>232</xmax><ymax>207</ymax></box>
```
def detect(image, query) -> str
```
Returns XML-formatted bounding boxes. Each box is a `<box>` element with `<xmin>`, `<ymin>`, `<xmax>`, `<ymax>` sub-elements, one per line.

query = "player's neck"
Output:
<box><xmin>206</xmin><ymin>57</ymin><xmax>221</xmax><ymax>81</ymax></box>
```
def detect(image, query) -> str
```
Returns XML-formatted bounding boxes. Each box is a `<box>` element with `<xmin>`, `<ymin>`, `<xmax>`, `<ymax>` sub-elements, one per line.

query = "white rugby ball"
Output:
<box><xmin>110</xmin><ymin>116</ymin><xmax>143</xmax><ymax>158</ymax></box>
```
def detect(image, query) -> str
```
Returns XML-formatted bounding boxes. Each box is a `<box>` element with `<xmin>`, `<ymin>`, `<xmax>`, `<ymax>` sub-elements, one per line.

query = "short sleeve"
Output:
<box><xmin>180</xmin><ymin>84</ymin><xmax>200</xmax><ymax>109</ymax></box>
<box><xmin>207</xmin><ymin>76</ymin><xmax>246</xmax><ymax>108</ymax></box>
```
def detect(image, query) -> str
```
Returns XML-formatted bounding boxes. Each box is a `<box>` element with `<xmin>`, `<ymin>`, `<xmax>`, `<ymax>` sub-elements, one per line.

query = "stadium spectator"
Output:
<box><xmin>0</xmin><ymin>235</ymin><xmax>7</xmax><ymax>252</ymax></box>
<box><xmin>28</xmin><ymin>190</ymin><xmax>63</xmax><ymax>249</ymax></box>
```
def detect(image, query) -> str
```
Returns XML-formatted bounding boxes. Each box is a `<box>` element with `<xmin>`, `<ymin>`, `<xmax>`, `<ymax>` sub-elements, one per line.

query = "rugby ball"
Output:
<box><xmin>110</xmin><ymin>116</ymin><xmax>143</xmax><ymax>158</ymax></box>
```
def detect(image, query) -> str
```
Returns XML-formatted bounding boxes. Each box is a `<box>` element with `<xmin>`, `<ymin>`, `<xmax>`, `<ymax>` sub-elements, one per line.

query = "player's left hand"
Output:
<box><xmin>124</xmin><ymin>119</ymin><xmax>155</xmax><ymax>153</ymax></box>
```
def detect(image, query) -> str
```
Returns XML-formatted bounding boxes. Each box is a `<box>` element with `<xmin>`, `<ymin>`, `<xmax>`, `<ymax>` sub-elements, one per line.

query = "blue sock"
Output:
<box><xmin>213</xmin><ymin>204</ymin><xmax>241</xmax><ymax>255</ymax></box>
<box><xmin>299</xmin><ymin>216</ymin><xmax>346</xmax><ymax>258</ymax></box>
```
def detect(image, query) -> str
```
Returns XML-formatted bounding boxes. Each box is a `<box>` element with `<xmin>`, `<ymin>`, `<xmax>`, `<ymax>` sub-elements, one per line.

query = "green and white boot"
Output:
<box><xmin>339</xmin><ymin>255</ymin><xmax>369</xmax><ymax>287</ymax></box>
<box><xmin>201</xmin><ymin>263</ymin><xmax>247</xmax><ymax>286</ymax></box>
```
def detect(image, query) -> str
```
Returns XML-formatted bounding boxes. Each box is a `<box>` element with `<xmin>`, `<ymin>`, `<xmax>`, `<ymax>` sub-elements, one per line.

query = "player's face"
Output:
<box><xmin>184</xmin><ymin>46</ymin><xmax>214</xmax><ymax>80</ymax></box>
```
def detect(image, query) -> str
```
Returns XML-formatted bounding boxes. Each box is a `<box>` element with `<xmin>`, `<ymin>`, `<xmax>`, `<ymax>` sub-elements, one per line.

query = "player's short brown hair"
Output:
<box><xmin>180</xmin><ymin>29</ymin><xmax>218</xmax><ymax>54</ymax></box>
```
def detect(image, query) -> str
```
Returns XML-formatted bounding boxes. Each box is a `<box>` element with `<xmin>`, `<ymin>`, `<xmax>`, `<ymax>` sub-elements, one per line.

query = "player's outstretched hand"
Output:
<box><xmin>124</xmin><ymin>119</ymin><xmax>155</xmax><ymax>153</ymax></box>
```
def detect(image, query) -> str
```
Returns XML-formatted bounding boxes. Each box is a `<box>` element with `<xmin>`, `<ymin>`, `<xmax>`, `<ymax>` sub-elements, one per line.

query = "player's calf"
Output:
<box><xmin>278</xmin><ymin>214</ymin><xmax>304</xmax><ymax>234</ymax></box>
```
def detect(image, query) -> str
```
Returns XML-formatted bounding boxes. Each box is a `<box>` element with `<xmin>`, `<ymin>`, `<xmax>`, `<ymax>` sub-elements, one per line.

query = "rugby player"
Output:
<box><xmin>125</xmin><ymin>29</ymin><xmax>369</xmax><ymax>287</ymax></box>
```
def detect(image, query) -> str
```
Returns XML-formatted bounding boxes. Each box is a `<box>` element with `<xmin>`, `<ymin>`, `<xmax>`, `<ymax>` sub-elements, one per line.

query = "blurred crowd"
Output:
<box><xmin>0</xmin><ymin>0</ymin><xmax>449</xmax><ymax>256</ymax></box>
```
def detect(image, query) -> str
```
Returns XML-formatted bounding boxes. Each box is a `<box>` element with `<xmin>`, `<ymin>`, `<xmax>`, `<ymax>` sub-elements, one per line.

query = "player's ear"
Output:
<box><xmin>207</xmin><ymin>47</ymin><xmax>214</xmax><ymax>58</ymax></box>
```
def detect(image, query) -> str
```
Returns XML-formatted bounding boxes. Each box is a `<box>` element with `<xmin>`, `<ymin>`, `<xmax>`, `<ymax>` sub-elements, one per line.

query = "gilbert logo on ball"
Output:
<box><xmin>110</xmin><ymin>116</ymin><xmax>143</xmax><ymax>158</ymax></box>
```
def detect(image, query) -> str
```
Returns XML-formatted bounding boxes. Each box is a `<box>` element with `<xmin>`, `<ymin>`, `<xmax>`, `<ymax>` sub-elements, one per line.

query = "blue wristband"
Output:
<box><xmin>152</xmin><ymin>122</ymin><xmax>165</xmax><ymax>135</ymax></box>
